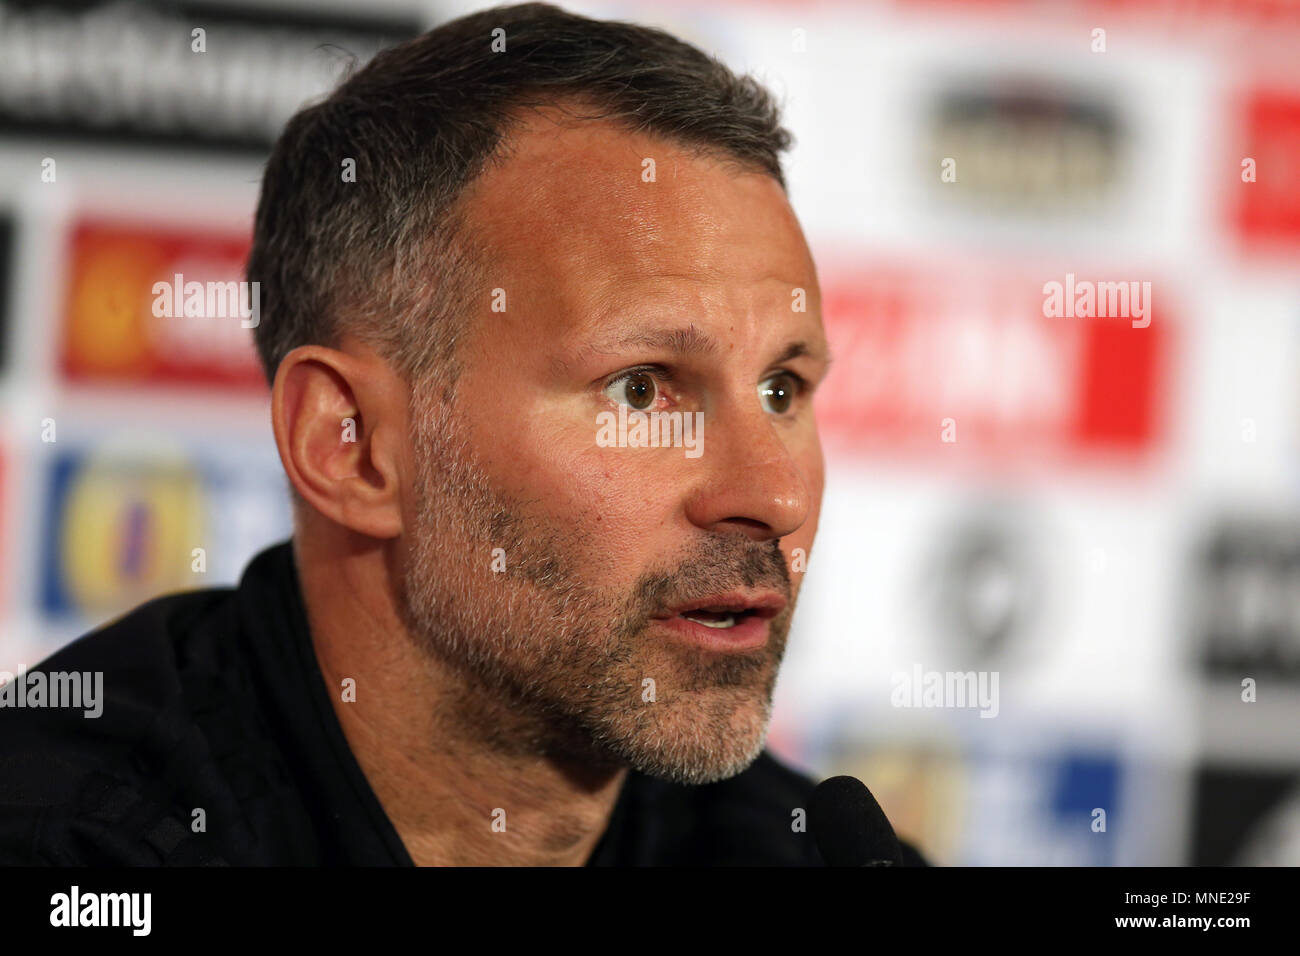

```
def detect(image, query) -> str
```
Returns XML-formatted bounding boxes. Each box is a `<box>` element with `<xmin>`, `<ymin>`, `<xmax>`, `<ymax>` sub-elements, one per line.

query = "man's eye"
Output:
<box><xmin>759</xmin><ymin>371</ymin><xmax>801</xmax><ymax>414</ymax></box>
<box><xmin>603</xmin><ymin>370</ymin><xmax>658</xmax><ymax>410</ymax></box>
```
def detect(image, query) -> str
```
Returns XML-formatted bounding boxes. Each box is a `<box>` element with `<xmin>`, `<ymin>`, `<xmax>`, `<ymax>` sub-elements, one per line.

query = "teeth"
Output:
<box><xmin>683</xmin><ymin>612</ymin><xmax>738</xmax><ymax>629</ymax></box>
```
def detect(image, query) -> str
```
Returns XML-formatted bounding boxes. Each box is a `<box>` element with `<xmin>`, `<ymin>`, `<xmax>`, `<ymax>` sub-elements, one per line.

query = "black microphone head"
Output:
<box><xmin>809</xmin><ymin>775</ymin><xmax>904</xmax><ymax>867</ymax></box>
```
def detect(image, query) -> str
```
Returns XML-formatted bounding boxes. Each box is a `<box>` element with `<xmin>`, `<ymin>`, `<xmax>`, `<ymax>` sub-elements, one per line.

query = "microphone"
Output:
<box><xmin>809</xmin><ymin>774</ymin><xmax>905</xmax><ymax>867</ymax></box>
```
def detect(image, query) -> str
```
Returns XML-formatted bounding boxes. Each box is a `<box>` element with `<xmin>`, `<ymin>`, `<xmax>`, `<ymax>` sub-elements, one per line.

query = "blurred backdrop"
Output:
<box><xmin>1</xmin><ymin>0</ymin><xmax>1298</xmax><ymax>865</ymax></box>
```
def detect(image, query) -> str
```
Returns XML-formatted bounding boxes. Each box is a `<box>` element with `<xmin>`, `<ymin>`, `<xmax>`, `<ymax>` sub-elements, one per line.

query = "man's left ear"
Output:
<box><xmin>270</xmin><ymin>342</ymin><xmax>408</xmax><ymax>540</ymax></box>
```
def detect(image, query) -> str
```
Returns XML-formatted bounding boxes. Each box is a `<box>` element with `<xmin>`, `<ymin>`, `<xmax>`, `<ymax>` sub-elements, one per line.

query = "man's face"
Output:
<box><xmin>399</xmin><ymin>114</ymin><xmax>828</xmax><ymax>785</ymax></box>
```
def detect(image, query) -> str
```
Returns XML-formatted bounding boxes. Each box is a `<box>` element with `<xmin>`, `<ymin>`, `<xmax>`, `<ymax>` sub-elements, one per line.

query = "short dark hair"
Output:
<box><xmin>247</xmin><ymin>1</ymin><xmax>792</xmax><ymax>389</ymax></box>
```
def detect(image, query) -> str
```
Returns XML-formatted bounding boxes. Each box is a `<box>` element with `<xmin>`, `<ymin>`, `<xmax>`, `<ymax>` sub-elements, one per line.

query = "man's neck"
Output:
<box><xmin>296</xmin><ymin>537</ymin><xmax>627</xmax><ymax>866</ymax></box>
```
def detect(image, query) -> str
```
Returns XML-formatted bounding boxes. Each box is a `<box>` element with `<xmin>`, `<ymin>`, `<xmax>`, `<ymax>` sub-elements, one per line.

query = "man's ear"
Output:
<box><xmin>271</xmin><ymin>344</ymin><xmax>406</xmax><ymax>539</ymax></box>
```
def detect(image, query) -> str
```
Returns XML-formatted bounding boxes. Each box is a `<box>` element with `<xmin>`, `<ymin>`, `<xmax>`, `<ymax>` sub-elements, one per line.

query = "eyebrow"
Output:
<box><xmin>565</xmin><ymin>323</ymin><xmax>830</xmax><ymax>371</ymax></box>
<box><xmin>777</xmin><ymin>339</ymin><xmax>835</xmax><ymax>382</ymax></box>
<box><xmin>591</xmin><ymin>324</ymin><xmax>720</xmax><ymax>357</ymax></box>
<box><xmin>772</xmin><ymin>341</ymin><xmax>821</xmax><ymax>364</ymax></box>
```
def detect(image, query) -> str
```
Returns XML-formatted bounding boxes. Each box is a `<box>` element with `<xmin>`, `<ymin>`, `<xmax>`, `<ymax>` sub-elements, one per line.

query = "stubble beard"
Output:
<box><xmin>397</xmin><ymin>389</ymin><xmax>796</xmax><ymax>785</ymax></box>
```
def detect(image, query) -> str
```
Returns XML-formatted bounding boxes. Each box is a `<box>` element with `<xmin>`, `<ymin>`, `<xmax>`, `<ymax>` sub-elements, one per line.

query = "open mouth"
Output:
<box><xmin>650</xmin><ymin>592</ymin><xmax>785</xmax><ymax>651</ymax></box>
<box><xmin>679</xmin><ymin>608</ymin><xmax>757</xmax><ymax>630</ymax></box>
<box><xmin>655</xmin><ymin>591</ymin><xmax>786</xmax><ymax>631</ymax></box>
<box><xmin>654</xmin><ymin>598</ymin><xmax>781</xmax><ymax>651</ymax></box>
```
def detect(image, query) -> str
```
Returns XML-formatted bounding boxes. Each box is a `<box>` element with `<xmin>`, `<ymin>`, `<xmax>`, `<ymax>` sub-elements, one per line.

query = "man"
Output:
<box><xmin>0</xmin><ymin>2</ymin><xmax>925</xmax><ymax>866</ymax></box>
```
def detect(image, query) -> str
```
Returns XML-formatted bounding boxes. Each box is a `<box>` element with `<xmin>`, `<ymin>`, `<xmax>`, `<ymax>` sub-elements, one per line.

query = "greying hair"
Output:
<box><xmin>247</xmin><ymin>1</ymin><xmax>792</xmax><ymax>389</ymax></box>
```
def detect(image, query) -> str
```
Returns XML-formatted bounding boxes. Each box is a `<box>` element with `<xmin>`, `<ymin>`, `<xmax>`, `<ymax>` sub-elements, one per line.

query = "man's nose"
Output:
<box><xmin>682</xmin><ymin>401</ymin><xmax>812</xmax><ymax>541</ymax></box>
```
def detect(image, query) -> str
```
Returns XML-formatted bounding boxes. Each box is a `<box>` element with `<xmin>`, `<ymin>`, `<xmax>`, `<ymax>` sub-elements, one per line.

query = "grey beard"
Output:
<box><xmin>397</xmin><ymin>391</ymin><xmax>793</xmax><ymax>785</ymax></box>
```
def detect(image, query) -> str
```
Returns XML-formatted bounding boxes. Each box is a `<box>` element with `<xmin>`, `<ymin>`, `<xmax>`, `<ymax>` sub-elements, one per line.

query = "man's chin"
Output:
<box><xmin>600</xmin><ymin>696</ymin><xmax>773</xmax><ymax>786</ymax></box>
<box><xmin>623</xmin><ymin>735</ymin><xmax>767</xmax><ymax>786</ymax></box>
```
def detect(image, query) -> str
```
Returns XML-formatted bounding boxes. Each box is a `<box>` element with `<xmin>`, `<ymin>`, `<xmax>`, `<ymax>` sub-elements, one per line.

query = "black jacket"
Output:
<box><xmin>0</xmin><ymin>541</ymin><xmax>926</xmax><ymax>866</ymax></box>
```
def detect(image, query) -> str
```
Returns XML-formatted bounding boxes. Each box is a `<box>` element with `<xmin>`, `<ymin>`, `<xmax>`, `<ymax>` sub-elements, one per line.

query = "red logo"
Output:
<box><xmin>60</xmin><ymin>220</ymin><xmax>263</xmax><ymax>389</ymax></box>
<box><xmin>1232</xmin><ymin>89</ymin><xmax>1300</xmax><ymax>248</ymax></box>
<box><xmin>815</xmin><ymin>262</ymin><xmax>1169</xmax><ymax>467</ymax></box>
